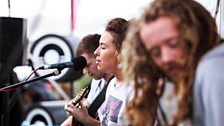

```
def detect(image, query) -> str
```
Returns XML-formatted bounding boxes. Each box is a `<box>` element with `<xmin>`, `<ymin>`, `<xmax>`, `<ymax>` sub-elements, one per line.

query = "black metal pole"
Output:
<box><xmin>8</xmin><ymin>0</ymin><xmax>11</xmax><ymax>17</ymax></box>
<box><xmin>0</xmin><ymin>70</ymin><xmax>60</xmax><ymax>91</ymax></box>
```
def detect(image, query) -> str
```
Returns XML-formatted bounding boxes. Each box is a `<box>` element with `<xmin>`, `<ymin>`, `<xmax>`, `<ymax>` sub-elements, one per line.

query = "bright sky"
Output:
<box><xmin>0</xmin><ymin>0</ymin><xmax>223</xmax><ymax>40</ymax></box>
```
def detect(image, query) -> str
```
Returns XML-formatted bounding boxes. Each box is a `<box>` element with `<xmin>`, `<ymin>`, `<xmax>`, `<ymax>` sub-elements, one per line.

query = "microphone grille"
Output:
<box><xmin>72</xmin><ymin>56</ymin><xmax>87</xmax><ymax>70</ymax></box>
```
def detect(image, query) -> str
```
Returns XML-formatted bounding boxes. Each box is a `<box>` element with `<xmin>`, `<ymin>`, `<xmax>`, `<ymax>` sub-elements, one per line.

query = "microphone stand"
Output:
<box><xmin>0</xmin><ymin>70</ymin><xmax>60</xmax><ymax>91</ymax></box>
<box><xmin>0</xmin><ymin>68</ymin><xmax>62</xmax><ymax>126</ymax></box>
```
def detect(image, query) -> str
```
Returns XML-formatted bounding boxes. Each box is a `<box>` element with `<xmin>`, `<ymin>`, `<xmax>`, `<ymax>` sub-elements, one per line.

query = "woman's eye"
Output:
<box><xmin>100</xmin><ymin>45</ymin><xmax>106</xmax><ymax>49</ymax></box>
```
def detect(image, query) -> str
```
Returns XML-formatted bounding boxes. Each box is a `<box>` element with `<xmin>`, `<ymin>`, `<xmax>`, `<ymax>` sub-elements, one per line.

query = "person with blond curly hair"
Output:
<box><xmin>121</xmin><ymin>0</ymin><xmax>221</xmax><ymax>125</ymax></box>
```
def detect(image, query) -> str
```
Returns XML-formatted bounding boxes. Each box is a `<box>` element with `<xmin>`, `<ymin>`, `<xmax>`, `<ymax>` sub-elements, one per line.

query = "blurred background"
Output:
<box><xmin>0</xmin><ymin>0</ymin><xmax>223</xmax><ymax>125</ymax></box>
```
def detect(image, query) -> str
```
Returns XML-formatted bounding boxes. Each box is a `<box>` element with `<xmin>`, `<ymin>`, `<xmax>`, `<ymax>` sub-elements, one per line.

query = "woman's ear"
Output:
<box><xmin>114</xmin><ymin>51</ymin><xmax>120</xmax><ymax>62</ymax></box>
<box><xmin>115</xmin><ymin>51</ymin><xmax>123</xmax><ymax>69</ymax></box>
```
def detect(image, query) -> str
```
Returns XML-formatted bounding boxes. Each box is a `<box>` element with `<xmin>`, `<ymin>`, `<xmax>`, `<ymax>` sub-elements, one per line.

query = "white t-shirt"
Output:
<box><xmin>101</xmin><ymin>77</ymin><xmax>133</xmax><ymax>126</ymax></box>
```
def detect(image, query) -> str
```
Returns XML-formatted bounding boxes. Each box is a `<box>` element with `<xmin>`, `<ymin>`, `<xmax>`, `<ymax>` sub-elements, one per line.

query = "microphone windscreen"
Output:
<box><xmin>72</xmin><ymin>56</ymin><xmax>87</xmax><ymax>70</ymax></box>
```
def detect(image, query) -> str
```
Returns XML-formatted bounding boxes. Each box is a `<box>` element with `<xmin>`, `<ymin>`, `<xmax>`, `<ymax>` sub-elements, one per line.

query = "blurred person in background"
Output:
<box><xmin>121</xmin><ymin>0</ymin><xmax>221</xmax><ymax>125</ymax></box>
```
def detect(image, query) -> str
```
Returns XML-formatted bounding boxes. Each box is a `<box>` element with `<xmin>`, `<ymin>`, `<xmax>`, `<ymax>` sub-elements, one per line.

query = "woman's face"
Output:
<box><xmin>94</xmin><ymin>31</ymin><xmax>117</xmax><ymax>74</ymax></box>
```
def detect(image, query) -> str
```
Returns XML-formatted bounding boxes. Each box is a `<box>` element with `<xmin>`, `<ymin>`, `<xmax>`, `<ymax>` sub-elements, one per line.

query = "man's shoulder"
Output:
<box><xmin>196</xmin><ymin>43</ymin><xmax>224</xmax><ymax>78</ymax></box>
<box><xmin>202</xmin><ymin>43</ymin><xmax>224</xmax><ymax>61</ymax></box>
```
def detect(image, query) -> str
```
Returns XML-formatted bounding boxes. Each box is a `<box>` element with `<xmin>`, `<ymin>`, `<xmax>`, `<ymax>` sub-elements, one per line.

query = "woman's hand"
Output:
<box><xmin>64</xmin><ymin>101</ymin><xmax>100</xmax><ymax>126</ymax></box>
<box><xmin>64</xmin><ymin>101</ymin><xmax>89</xmax><ymax>122</ymax></box>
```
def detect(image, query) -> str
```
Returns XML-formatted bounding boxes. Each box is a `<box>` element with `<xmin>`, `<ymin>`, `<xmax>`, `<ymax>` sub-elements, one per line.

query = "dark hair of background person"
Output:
<box><xmin>76</xmin><ymin>34</ymin><xmax>101</xmax><ymax>56</ymax></box>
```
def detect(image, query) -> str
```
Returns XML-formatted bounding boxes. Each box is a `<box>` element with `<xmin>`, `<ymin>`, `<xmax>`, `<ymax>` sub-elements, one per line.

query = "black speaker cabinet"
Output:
<box><xmin>0</xmin><ymin>17</ymin><xmax>27</xmax><ymax>126</ymax></box>
<box><xmin>0</xmin><ymin>17</ymin><xmax>27</xmax><ymax>83</ymax></box>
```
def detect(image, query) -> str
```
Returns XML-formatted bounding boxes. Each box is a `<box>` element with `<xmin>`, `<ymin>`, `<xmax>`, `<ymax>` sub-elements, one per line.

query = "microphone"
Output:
<box><xmin>39</xmin><ymin>56</ymin><xmax>87</xmax><ymax>70</ymax></box>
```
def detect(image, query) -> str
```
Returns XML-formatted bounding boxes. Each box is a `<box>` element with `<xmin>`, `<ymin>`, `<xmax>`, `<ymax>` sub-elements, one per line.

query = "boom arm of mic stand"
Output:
<box><xmin>0</xmin><ymin>70</ymin><xmax>60</xmax><ymax>91</ymax></box>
